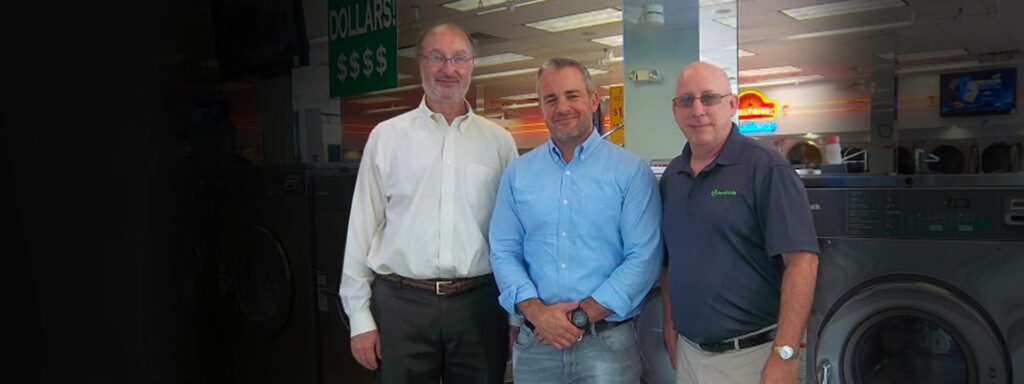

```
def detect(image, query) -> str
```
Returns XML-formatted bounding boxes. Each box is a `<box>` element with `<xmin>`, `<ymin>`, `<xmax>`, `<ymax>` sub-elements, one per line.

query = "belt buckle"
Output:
<box><xmin>435</xmin><ymin>280</ymin><xmax>452</xmax><ymax>295</ymax></box>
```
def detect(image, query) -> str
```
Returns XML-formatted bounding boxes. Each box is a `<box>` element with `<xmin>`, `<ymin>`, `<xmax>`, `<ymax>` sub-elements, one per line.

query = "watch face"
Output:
<box><xmin>776</xmin><ymin>345</ymin><xmax>794</xmax><ymax>360</ymax></box>
<box><xmin>570</xmin><ymin>309</ymin><xmax>588</xmax><ymax>328</ymax></box>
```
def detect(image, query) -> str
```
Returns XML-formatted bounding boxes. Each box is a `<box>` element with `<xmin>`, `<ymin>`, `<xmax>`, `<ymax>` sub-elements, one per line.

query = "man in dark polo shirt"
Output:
<box><xmin>659</xmin><ymin>61</ymin><xmax>819</xmax><ymax>384</ymax></box>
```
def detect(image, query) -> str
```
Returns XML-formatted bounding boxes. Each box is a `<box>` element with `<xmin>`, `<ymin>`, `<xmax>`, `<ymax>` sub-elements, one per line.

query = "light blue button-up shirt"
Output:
<box><xmin>489</xmin><ymin>130</ymin><xmax>662</xmax><ymax>322</ymax></box>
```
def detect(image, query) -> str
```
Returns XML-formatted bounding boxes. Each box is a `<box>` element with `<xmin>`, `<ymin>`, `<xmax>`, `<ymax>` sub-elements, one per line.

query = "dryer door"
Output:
<box><xmin>231</xmin><ymin>224</ymin><xmax>293</xmax><ymax>337</ymax></box>
<box><xmin>814</xmin><ymin>278</ymin><xmax>1009</xmax><ymax>384</ymax></box>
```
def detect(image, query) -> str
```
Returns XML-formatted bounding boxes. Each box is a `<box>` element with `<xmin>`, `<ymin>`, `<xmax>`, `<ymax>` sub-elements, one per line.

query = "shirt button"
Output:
<box><xmin>561</xmin><ymin>263</ymin><xmax>567</xmax><ymax>269</ymax></box>
<box><xmin>561</xmin><ymin>199</ymin><xmax>568</xmax><ymax>205</ymax></box>
<box><xmin>565</xmin><ymin>170</ymin><xmax>571</xmax><ymax>176</ymax></box>
<box><xmin>560</xmin><ymin>231</ymin><xmax>567</xmax><ymax>237</ymax></box>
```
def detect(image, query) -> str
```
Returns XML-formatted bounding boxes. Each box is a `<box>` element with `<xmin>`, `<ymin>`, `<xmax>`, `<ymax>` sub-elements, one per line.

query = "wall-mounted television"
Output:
<box><xmin>939</xmin><ymin>67</ymin><xmax>1017</xmax><ymax>117</ymax></box>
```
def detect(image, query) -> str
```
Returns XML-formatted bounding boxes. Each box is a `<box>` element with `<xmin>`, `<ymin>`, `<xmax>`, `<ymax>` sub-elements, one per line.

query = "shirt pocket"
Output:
<box><xmin>466</xmin><ymin>162</ymin><xmax>501</xmax><ymax>214</ymax></box>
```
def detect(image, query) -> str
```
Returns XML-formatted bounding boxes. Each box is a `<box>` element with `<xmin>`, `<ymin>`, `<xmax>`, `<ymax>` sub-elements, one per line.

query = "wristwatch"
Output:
<box><xmin>569</xmin><ymin>308</ymin><xmax>590</xmax><ymax>329</ymax></box>
<box><xmin>773</xmin><ymin>345</ymin><xmax>796</xmax><ymax>360</ymax></box>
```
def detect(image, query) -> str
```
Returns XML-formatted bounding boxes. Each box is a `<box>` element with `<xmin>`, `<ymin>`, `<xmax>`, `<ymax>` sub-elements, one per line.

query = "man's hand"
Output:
<box><xmin>518</xmin><ymin>299</ymin><xmax>583</xmax><ymax>349</ymax></box>
<box><xmin>663</xmin><ymin>326</ymin><xmax>678</xmax><ymax>370</ymax></box>
<box><xmin>350</xmin><ymin>330</ymin><xmax>381</xmax><ymax>370</ymax></box>
<box><xmin>760</xmin><ymin>354</ymin><xmax>799</xmax><ymax>384</ymax></box>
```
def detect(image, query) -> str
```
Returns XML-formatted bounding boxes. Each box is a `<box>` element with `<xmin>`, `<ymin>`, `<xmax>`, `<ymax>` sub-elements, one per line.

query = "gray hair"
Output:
<box><xmin>415</xmin><ymin>23</ymin><xmax>476</xmax><ymax>57</ymax></box>
<box><xmin>536</xmin><ymin>57</ymin><xmax>596</xmax><ymax>95</ymax></box>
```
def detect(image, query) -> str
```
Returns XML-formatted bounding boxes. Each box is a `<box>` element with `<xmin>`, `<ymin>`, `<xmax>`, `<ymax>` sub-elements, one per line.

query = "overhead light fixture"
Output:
<box><xmin>474</xmin><ymin>52</ymin><xmax>534</xmax><ymax>67</ymax></box>
<box><xmin>504</xmin><ymin>102</ymin><xmax>539</xmax><ymax>110</ymax></box>
<box><xmin>714</xmin><ymin>17</ymin><xmax>737</xmax><ymax>28</ymax></box>
<box><xmin>525</xmin><ymin>8</ymin><xmax>622</xmax><ymax>32</ymax></box>
<box><xmin>501</xmin><ymin>92</ymin><xmax>538</xmax><ymax>101</ymax></box>
<box><xmin>477</xmin><ymin>0</ymin><xmax>549</xmax><ymax>15</ymax></box>
<box><xmin>474</xmin><ymin>68</ymin><xmax>536</xmax><ymax>80</ymax></box>
<box><xmin>366</xmin><ymin>83</ymin><xmax>422</xmax><ymax>95</ymax></box>
<box><xmin>591</xmin><ymin>35</ymin><xmax>623</xmax><ymax>47</ymax></box>
<box><xmin>365</xmin><ymin>105</ymin><xmax>414</xmax><ymax>114</ymax></box>
<box><xmin>782</xmin><ymin>0</ymin><xmax>907</xmax><ymax>21</ymax></box>
<box><xmin>738</xmin><ymin>49</ymin><xmax>757</xmax><ymax>57</ymax></box>
<box><xmin>397</xmin><ymin>73</ymin><xmax>414</xmax><ymax>80</ymax></box>
<box><xmin>588</xmin><ymin>68</ymin><xmax>609</xmax><ymax>76</ymax></box>
<box><xmin>739</xmin><ymin>74</ymin><xmax>825</xmax><ymax>88</ymax></box>
<box><xmin>875</xmin><ymin>48</ymin><xmax>969</xmax><ymax>61</ymax></box>
<box><xmin>804</xmin><ymin>133</ymin><xmax>820</xmax><ymax>139</ymax></box>
<box><xmin>896</xmin><ymin>60</ymin><xmax>981</xmax><ymax>74</ymax></box>
<box><xmin>738</xmin><ymin>65</ymin><xmax>803</xmax><ymax>77</ymax></box>
<box><xmin>599</xmin><ymin>48</ymin><xmax>624</xmax><ymax>65</ymax></box>
<box><xmin>601</xmin><ymin>83</ymin><xmax>624</xmax><ymax>89</ymax></box>
<box><xmin>443</xmin><ymin>0</ymin><xmax>505</xmax><ymax>11</ymax></box>
<box><xmin>397</xmin><ymin>46</ymin><xmax>418</xmax><ymax>58</ymax></box>
<box><xmin>784</xmin><ymin>20</ymin><xmax>910</xmax><ymax>40</ymax></box>
<box><xmin>352</xmin><ymin>96</ymin><xmax>401</xmax><ymax>104</ymax></box>
<box><xmin>700</xmin><ymin>0</ymin><xmax>734</xmax><ymax>6</ymax></box>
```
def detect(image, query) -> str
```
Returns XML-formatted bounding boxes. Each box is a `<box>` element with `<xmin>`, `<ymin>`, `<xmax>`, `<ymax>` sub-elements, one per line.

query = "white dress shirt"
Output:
<box><xmin>340</xmin><ymin>98</ymin><xmax>518</xmax><ymax>336</ymax></box>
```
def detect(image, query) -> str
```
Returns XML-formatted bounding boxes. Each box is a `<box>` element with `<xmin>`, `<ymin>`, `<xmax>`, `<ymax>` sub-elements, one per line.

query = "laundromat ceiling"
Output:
<box><xmin>185</xmin><ymin>0</ymin><xmax>1024</xmax><ymax>120</ymax></box>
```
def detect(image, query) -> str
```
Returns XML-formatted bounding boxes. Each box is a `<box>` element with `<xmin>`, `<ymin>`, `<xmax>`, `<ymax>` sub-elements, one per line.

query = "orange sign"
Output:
<box><xmin>738</xmin><ymin>90</ymin><xmax>778</xmax><ymax>121</ymax></box>
<box><xmin>608</xmin><ymin>85</ymin><xmax>624</xmax><ymax>146</ymax></box>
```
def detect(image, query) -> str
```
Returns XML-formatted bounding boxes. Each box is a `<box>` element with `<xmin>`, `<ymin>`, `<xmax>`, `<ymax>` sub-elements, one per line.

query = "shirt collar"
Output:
<box><xmin>547</xmin><ymin>128</ymin><xmax>602</xmax><ymax>165</ymax></box>
<box><xmin>416</xmin><ymin>96</ymin><xmax>475</xmax><ymax>133</ymax></box>
<box><xmin>676</xmin><ymin>123</ymin><xmax>742</xmax><ymax>175</ymax></box>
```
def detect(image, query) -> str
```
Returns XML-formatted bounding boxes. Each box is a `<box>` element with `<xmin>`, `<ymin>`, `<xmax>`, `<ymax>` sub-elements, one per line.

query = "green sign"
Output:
<box><xmin>328</xmin><ymin>0</ymin><xmax>398</xmax><ymax>97</ymax></box>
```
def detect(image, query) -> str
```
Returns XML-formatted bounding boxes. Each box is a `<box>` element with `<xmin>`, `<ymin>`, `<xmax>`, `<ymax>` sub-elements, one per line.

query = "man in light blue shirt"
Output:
<box><xmin>489</xmin><ymin>57</ymin><xmax>663</xmax><ymax>383</ymax></box>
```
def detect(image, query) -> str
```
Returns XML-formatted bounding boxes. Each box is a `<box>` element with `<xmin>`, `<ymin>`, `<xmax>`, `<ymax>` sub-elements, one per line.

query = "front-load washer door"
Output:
<box><xmin>232</xmin><ymin>224</ymin><xmax>292</xmax><ymax>338</ymax></box>
<box><xmin>814</xmin><ymin>276</ymin><xmax>1009</xmax><ymax>384</ymax></box>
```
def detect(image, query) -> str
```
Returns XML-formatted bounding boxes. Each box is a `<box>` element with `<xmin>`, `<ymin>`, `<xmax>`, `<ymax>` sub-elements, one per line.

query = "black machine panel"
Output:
<box><xmin>808</xmin><ymin>187</ymin><xmax>1024</xmax><ymax>241</ymax></box>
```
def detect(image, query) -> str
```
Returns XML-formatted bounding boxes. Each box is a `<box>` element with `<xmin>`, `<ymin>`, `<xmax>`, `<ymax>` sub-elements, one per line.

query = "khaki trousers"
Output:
<box><xmin>674</xmin><ymin>335</ymin><xmax>772</xmax><ymax>384</ymax></box>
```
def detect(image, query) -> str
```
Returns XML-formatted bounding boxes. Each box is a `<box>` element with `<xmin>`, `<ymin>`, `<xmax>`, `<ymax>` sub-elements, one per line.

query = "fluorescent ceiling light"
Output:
<box><xmin>715</xmin><ymin>17</ymin><xmax>737</xmax><ymax>28</ymax></box>
<box><xmin>588</xmin><ymin>68</ymin><xmax>609</xmax><ymax>76</ymax></box>
<box><xmin>504</xmin><ymin>102</ymin><xmax>539</xmax><ymax>110</ymax></box>
<box><xmin>785</xmin><ymin>20</ymin><xmax>910</xmax><ymax>40</ymax></box>
<box><xmin>782</xmin><ymin>0</ymin><xmax>907</xmax><ymax>21</ymax></box>
<box><xmin>443</xmin><ymin>0</ymin><xmax>505</xmax><ymax>11</ymax></box>
<box><xmin>397</xmin><ymin>46</ymin><xmax>418</xmax><ymax>58</ymax></box>
<box><xmin>397</xmin><ymin>73</ymin><xmax>413</xmax><ymax>80</ymax></box>
<box><xmin>365</xmin><ymin>105</ymin><xmax>414</xmax><ymax>114</ymax></box>
<box><xmin>525</xmin><ymin>8</ymin><xmax>622</xmax><ymax>32</ymax></box>
<box><xmin>352</xmin><ymin>96</ymin><xmax>401</xmax><ymax>104</ymax></box>
<box><xmin>502</xmin><ymin>93</ymin><xmax>538</xmax><ymax>101</ymax></box>
<box><xmin>738</xmin><ymin>49</ymin><xmax>757</xmax><ymax>57</ymax></box>
<box><xmin>591</xmin><ymin>35</ymin><xmax>623</xmax><ymax>47</ymax></box>
<box><xmin>739</xmin><ymin>75</ymin><xmax>825</xmax><ymax>88</ymax></box>
<box><xmin>700</xmin><ymin>0</ymin><xmax>735</xmax><ymax>6</ymax></box>
<box><xmin>474</xmin><ymin>68</ymin><xmax>536</xmax><ymax>80</ymax></box>
<box><xmin>896</xmin><ymin>60</ymin><xmax>981</xmax><ymax>74</ymax></box>
<box><xmin>366</xmin><ymin>83</ymin><xmax>422</xmax><ymax>95</ymax></box>
<box><xmin>875</xmin><ymin>48</ymin><xmax>968</xmax><ymax>61</ymax></box>
<box><xmin>738</xmin><ymin>65</ymin><xmax>803</xmax><ymax>77</ymax></box>
<box><xmin>474</xmin><ymin>53</ymin><xmax>535</xmax><ymax>67</ymax></box>
<box><xmin>477</xmin><ymin>0</ymin><xmax>549</xmax><ymax>15</ymax></box>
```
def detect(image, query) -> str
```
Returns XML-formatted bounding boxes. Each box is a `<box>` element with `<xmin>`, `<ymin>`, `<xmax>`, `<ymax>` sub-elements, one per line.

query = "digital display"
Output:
<box><xmin>946</xmin><ymin>198</ymin><xmax>971</xmax><ymax>209</ymax></box>
<box><xmin>939</xmin><ymin>67</ymin><xmax>1017</xmax><ymax>117</ymax></box>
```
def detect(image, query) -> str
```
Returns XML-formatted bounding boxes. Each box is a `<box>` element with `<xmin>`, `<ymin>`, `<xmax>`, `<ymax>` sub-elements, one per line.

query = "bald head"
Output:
<box><xmin>676</xmin><ymin>61</ymin><xmax>731</xmax><ymax>96</ymax></box>
<box><xmin>417</xmin><ymin>23</ymin><xmax>475</xmax><ymax>57</ymax></box>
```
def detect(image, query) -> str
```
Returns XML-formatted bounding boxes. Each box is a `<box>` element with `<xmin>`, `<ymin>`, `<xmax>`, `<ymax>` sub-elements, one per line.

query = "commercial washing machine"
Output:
<box><xmin>202</xmin><ymin>165</ymin><xmax>370</xmax><ymax>384</ymax></box>
<box><xmin>803</xmin><ymin>174</ymin><xmax>1024</xmax><ymax>384</ymax></box>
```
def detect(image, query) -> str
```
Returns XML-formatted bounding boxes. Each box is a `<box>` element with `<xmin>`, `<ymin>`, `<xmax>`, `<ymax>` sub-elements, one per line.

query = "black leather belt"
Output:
<box><xmin>524</xmin><ymin>318</ymin><xmax>630</xmax><ymax>336</ymax></box>
<box><xmin>698</xmin><ymin>327</ymin><xmax>776</xmax><ymax>353</ymax></box>
<box><xmin>375</xmin><ymin>273</ymin><xmax>493</xmax><ymax>295</ymax></box>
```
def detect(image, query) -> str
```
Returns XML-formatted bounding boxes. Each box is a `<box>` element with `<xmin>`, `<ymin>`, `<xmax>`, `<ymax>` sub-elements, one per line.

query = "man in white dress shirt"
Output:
<box><xmin>339</xmin><ymin>23</ymin><xmax>518</xmax><ymax>384</ymax></box>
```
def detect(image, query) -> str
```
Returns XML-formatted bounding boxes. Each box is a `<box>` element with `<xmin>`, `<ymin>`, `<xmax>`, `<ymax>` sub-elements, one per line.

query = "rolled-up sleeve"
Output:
<box><xmin>589</xmin><ymin>161</ymin><xmax>663</xmax><ymax>317</ymax></box>
<box><xmin>488</xmin><ymin>165</ymin><xmax>539</xmax><ymax>317</ymax></box>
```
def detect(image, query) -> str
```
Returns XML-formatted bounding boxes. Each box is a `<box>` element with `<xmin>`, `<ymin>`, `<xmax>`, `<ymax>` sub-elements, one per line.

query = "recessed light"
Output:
<box><xmin>739</xmin><ymin>75</ymin><xmax>825</xmax><ymax>88</ymax></box>
<box><xmin>525</xmin><ymin>8</ymin><xmax>622</xmax><ymax>32</ymax></box>
<box><xmin>782</xmin><ymin>0</ymin><xmax>907</xmax><ymax>21</ymax></box>
<box><xmin>474</xmin><ymin>53</ymin><xmax>535</xmax><ymax>67</ymax></box>
<box><xmin>591</xmin><ymin>35</ymin><xmax>623</xmax><ymax>47</ymax></box>
<box><xmin>738</xmin><ymin>65</ymin><xmax>803</xmax><ymax>77</ymax></box>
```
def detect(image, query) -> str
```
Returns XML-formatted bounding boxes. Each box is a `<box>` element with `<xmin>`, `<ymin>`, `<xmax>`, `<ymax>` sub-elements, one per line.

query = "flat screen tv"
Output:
<box><xmin>939</xmin><ymin>67</ymin><xmax>1017</xmax><ymax>117</ymax></box>
<box><xmin>210</xmin><ymin>0</ymin><xmax>309</xmax><ymax>81</ymax></box>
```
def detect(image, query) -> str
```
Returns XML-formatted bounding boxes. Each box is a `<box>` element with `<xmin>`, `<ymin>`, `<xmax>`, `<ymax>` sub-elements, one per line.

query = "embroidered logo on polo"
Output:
<box><xmin>710</xmin><ymin>188</ymin><xmax>738</xmax><ymax>198</ymax></box>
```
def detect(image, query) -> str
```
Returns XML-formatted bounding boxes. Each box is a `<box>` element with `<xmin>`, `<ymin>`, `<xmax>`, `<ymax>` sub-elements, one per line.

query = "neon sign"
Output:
<box><xmin>737</xmin><ymin>90</ymin><xmax>778</xmax><ymax>133</ymax></box>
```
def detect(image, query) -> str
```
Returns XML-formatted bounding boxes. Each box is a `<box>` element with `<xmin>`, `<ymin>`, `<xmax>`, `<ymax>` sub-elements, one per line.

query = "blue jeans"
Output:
<box><xmin>512</xmin><ymin>320</ymin><xmax>642</xmax><ymax>384</ymax></box>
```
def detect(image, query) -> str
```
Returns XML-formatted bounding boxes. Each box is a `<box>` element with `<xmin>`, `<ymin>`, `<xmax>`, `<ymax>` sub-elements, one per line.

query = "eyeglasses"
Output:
<box><xmin>419</xmin><ymin>53</ymin><xmax>473</xmax><ymax>67</ymax></box>
<box><xmin>672</xmin><ymin>92</ymin><xmax>732</xmax><ymax>108</ymax></box>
